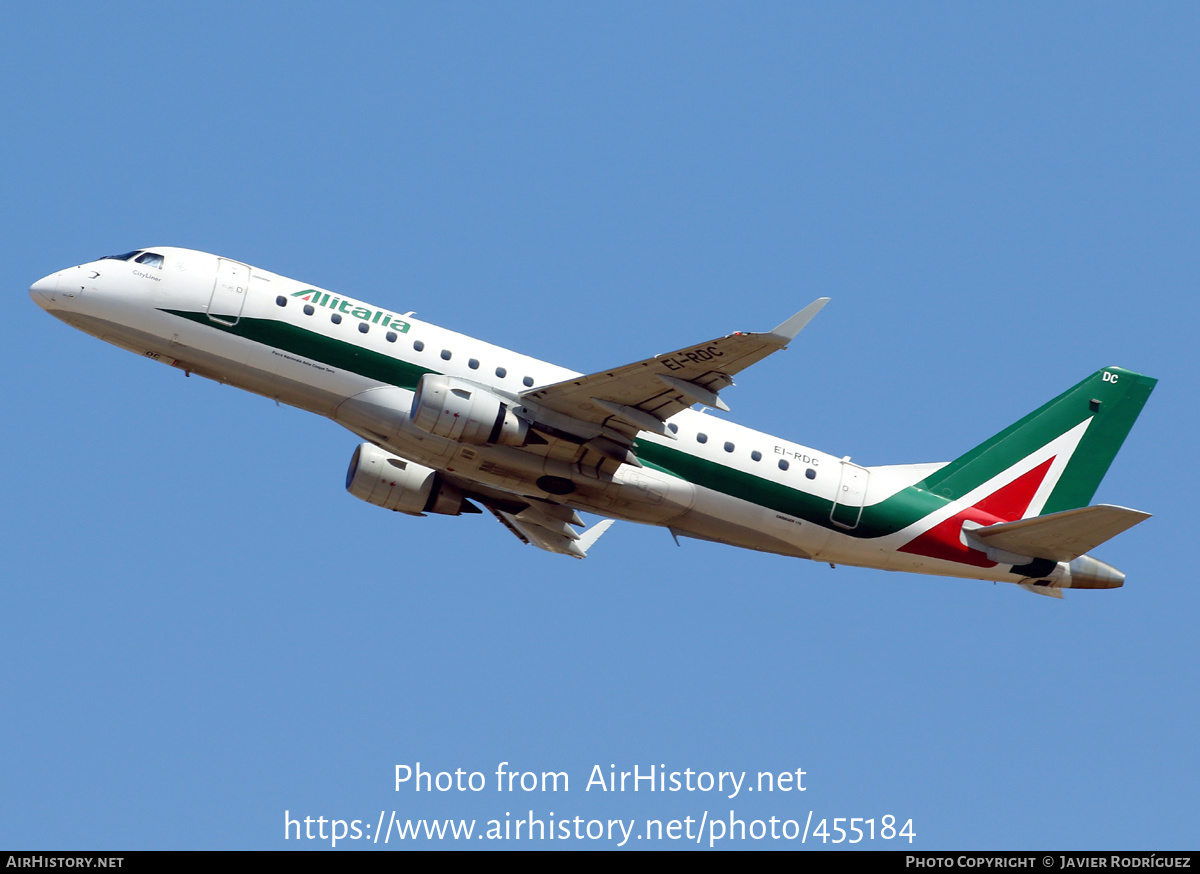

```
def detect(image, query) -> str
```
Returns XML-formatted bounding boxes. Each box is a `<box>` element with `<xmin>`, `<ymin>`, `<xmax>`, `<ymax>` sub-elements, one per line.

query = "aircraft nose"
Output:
<box><xmin>30</xmin><ymin>271</ymin><xmax>62</xmax><ymax>309</ymax></box>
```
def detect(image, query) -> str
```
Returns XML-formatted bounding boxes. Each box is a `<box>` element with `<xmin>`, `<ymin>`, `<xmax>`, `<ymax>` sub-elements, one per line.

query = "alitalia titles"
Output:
<box><xmin>291</xmin><ymin>289</ymin><xmax>411</xmax><ymax>333</ymax></box>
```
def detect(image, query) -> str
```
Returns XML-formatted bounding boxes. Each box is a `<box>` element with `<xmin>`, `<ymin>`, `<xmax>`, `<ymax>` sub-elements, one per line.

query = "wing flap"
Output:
<box><xmin>971</xmin><ymin>504</ymin><xmax>1151</xmax><ymax>563</ymax></box>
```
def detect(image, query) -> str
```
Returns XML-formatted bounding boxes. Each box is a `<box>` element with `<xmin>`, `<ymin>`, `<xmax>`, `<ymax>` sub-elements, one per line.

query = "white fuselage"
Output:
<box><xmin>29</xmin><ymin>247</ymin><xmax>1100</xmax><ymax>587</ymax></box>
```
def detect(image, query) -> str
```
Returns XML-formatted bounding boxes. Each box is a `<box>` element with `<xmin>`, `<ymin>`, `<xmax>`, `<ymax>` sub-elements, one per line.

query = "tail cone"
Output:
<box><xmin>1066</xmin><ymin>555</ymin><xmax>1126</xmax><ymax>589</ymax></box>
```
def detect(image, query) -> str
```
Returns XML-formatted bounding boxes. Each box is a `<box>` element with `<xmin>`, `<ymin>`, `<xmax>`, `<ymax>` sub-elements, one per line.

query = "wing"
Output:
<box><xmin>519</xmin><ymin>299</ymin><xmax>829</xmax><ymax>452</ymax></box>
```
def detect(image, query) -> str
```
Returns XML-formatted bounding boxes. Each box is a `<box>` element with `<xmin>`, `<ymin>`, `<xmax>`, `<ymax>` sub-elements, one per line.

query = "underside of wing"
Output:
<box><xmin>442</xmin><ymin>473</ymin><xmax>616</xmax><ymax>558</ymax></box>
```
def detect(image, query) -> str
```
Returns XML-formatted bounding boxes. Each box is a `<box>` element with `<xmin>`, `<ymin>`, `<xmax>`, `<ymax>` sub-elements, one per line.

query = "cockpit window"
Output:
<box><xmin>134</xmin><ymin>251</ymin><xmax>164</xmax><ymax>268</ymax></box>
<box><xmin>101</xmin><ymin>250</ymin><xmax>141</xmax><ymax>261</ymax></box>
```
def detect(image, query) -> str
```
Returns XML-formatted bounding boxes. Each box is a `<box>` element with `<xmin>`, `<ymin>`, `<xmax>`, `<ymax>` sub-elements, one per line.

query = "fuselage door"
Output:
<box><xmin>207</xmin><ymin>258</ymin><xmax>250</xmax><ymax>326</ymax></box>
<box><xmin>830</xmin><ymin>459</ymin><xmax>869</xmax><ymax>529</ymax></box>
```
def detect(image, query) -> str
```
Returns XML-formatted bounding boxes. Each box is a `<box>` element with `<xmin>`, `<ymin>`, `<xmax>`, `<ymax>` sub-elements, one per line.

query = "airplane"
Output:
<box><xmin>30</xmin><ymin>247</ymin><xmax>1157</xmax><ymax>597</ymax></box>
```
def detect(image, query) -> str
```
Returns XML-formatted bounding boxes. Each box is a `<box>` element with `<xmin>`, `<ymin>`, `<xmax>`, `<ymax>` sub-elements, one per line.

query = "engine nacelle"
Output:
<box><xmin>409</xmin><ymin>374</ymin><xmax>529</xmax><ymax>446</ymax></box>
<box><xmin>345</xmin><ymin>443</ymin><xmax>470</xmax><ymax>515</ymax></box>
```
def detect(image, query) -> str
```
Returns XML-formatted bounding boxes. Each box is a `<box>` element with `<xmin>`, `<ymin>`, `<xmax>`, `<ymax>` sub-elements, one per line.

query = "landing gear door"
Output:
<box><xmin>207</xmin><ymin>258</ymin><xmax>250</xmax><ymax>326</ymax></box>
<box><xmin>830</xmin><ymin>459</ymin><xmax>869</xmax><ymax>529</ymax></box>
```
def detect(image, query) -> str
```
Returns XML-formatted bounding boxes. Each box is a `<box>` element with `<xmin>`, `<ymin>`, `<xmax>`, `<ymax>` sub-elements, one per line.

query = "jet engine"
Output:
<box><xmin>409</xmin><ymin>374</ymin><xmax>529</xmax><ymax>446</ymax></box>
<box><xmin>345</xmin><ymin>443</ymin><xmax>474</xmax><ymax>515</ymax></box>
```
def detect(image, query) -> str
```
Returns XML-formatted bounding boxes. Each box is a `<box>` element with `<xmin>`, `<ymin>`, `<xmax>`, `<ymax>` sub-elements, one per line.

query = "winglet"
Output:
<box><xmin>575</xmin><ymin>518</ymin><xmax>615</xmax><ymax>556</ymax></box>
<box><xmin>489</xmin><ymin>509</ymin><xmax>615</xmax><ymax>558</ymax></box>
<box><xmin>767</xmin><ymin>298</ymin><xmax>830</xmax><ymax>344</ymax></box>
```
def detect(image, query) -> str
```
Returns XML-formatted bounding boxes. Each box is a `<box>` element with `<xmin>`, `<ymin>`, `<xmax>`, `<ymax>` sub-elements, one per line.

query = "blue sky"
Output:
<box><xmin>3</xmin><ymin>2</ymin><xmax>1197</xmax><ymax>849</ymax></box>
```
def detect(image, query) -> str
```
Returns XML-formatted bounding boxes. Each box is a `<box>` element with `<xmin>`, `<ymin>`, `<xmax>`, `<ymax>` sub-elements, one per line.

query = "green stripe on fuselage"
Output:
<box><xmin>164</xmin><ymin>307</ymin><xmax>958</xmax><ymax>540</ymax></box>
<box><xmin>637</xmin><ymin>441</ymin><xmax>948</xmax><ymax>539</ymax></box>
<box><xmin>162</xmin><ymin>310</ymin><xmax>435</xmax><ymax>391</ymax></box>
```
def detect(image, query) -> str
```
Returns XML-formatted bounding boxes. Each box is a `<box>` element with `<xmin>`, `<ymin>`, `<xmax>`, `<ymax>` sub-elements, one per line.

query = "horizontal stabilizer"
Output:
<box><xmin>971</xmin><ymin>504</ymin><xmax>1151</xmax><ymax>563</ymax></box>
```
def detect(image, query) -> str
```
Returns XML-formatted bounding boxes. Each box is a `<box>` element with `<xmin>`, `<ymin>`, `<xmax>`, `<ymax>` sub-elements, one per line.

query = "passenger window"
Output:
<box><xmin>386</xmin><ymin>331</ymin><xmax>397</xmax><ymax>343</ymax></box>
<box><xmin>413</xmin><ymin>340</ymin><xmax>425</xmax><ymax>352</ymax></box>
<box><xmin>522</xmin><ymin>376</ymin><xmax>534</xmax><ymax>387</ymax></box>
<box><xmin>275</xmin><ymin>296</ymin><xmax>287</xmax><ymax>307</ymax></box>
<box><xmin>441</xmin><ymin>350</ymin><xmax>452</xmax><ymax>361</ymax></box>
<box><xmin>806</xmin><ymin>468</ymin><xmax>817</xmax><ymax>480</ymax></box>
<box><xmin>697</xmin><ymin>433</ymin><xmax>708</xmax><ymax>444</ymax></box>
<box><xmin>303</xmin><ymin>304</ymin><xmax>314</xmax><ymax>316</ymax></box>
<box><xmin>134</xmin><ymin>252</ymin><xmax>164</xmax><ymax>268</ymax></box>
<box><xmin>751</xmin><ymin>450</ymin><xmax>762</xmax><ymax>462</ymax></box>
<box><xmin>468</xmin><ymin>358</ymin><xmax>479</xmax><ymax>370</ymax></box>
<box><xmin>724</xmin><ymin>442</ymin><xmax>735</xmax><ymax>453</ymax></box>
<box><xmin>495</xmin><ymin>367</ymin><xmax>507</xmax><ymax>378</ymax></box>
<box><xmin>778</xmin><ymin>459</ymin><xmax>789</xmax><ymax>471</ymax></box>
<box><xmin>331</xmin><ymin>313</ymin><xmax>342</xmax><ymax>325</ymax></box>
<box><xmin>358</xmin><ymin>322</ymin><xmax>369</xmax><ymax>333</ymax></box>
<box><xmin>667</xmin><ymin>423</ymin><xmax>679</xmax><ymax>434</ymax></box>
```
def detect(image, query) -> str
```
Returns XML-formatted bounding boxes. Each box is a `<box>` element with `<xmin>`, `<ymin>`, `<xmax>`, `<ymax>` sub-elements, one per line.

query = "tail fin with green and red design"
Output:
<box><xmin>897</xmin><ymin>367</ymin><xmax>1156</xmax><ymax>587</ymax></box>
<box><xmin>918</xmin><ymin>366</ymin><xmax>1157</xmax><ymax>521</ymax></box>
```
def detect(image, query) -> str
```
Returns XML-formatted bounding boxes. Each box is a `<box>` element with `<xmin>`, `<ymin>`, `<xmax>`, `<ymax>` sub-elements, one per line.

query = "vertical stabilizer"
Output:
<box><xmin>918</xmin><ymin>367</ymin><xmax>1156</xmax><ymax>519</ymax></box>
